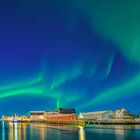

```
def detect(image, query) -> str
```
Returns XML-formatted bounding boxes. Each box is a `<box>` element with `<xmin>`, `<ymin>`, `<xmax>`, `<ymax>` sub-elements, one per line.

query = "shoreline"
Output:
<box><xmin>1</xmin><ymin>120</ymin><xmax>140</xmax><ymax>126</ymax></box>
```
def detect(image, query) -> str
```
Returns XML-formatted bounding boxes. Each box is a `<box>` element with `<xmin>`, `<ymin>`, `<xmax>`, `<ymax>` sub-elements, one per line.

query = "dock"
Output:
<box><xmin>29</xmin><ymin>120</ymin><xmax>86</xmax><ymax>126</ymax></box>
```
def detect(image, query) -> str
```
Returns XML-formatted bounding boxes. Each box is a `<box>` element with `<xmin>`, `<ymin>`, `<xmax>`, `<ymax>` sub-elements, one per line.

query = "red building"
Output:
<box><xmin>30</xmin><ymin>108</ymin><xmax>77</xmax><ymax>121</ymax></box>
<box><xmin>45</xmin><ymin>113</ymin><xmax>77</xmax><ymax>121</ymax></box>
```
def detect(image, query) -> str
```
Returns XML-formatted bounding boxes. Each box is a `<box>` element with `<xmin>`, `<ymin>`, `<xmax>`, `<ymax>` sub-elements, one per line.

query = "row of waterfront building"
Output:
<box><xmin>2</xmin><ymin>108</ymin><xmax>140</xmax><ymax>122</ymax></box>
<box><xmin>30</xmin><ymin>108</ymin><xmax>77</xmax><ymax>121</ymax></box>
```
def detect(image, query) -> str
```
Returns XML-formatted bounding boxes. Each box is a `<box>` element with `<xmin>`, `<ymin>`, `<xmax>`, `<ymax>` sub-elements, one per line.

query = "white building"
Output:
<box><xmin>30</xmin><ymin>111</ymin><xmax>45</xmax><ymax>120</ymax></box>
<box><xmin>114</xmin><ymin>108</ymin><xmax>132</xmax><ymax>119</ymax></box>
<box><xmin>79</xmin><ymin>110</ymin><xmax>113</xmax><ymax>120</ymax></box>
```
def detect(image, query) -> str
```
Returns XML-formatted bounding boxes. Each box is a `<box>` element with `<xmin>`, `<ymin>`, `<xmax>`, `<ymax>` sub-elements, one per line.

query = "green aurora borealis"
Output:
<box><xmin>0</xmin><ymin>0</ymin><xmax>140</xmax><ymax>114</ymax></box>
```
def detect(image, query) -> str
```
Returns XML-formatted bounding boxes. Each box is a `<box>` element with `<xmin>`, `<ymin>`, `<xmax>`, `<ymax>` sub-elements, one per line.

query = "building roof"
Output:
<box><xmin>30</xmin><ymin>111</ymin><xmax>45</xmax><ymax>113</ymax></box>
<box><xmin>58</xmin><ymin>108</ymin><xmax>76</xmax><ymax>111</ymax></box>
<box><xmin>57</xmin><ymin>108</ymin><xmax>76</xmax><ymax>114</ymax></box>
<box><xmin>45</xmin><ymin>112</ymin><xmax>59</xmax><ymax>115</ymax></box>
<box><xmin>81</xmin><ymin>110</ymin><xmax>111</xmax><ymax>115</ymax></box>
<box><xmin>45</xmin><ymin>110</ymin><xmax>57</xmax><ymax>112</ymax></box>
<box><xmin>46</xmin><ymin>113</ymin><xmax>77</xmax><ymax>117</ymax></box>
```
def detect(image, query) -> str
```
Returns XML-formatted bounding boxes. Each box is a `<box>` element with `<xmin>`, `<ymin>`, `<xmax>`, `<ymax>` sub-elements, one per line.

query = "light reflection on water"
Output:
<box><xmin>114</xmin><ymin>126</ymin><xmax>125</xmax><ymax>140</ymax></box>
<box><xmin>14</xmin><ymin>123</ymin><xmax>18</xmax><ymax>140</ymax></box>
<box><xmin>1</xmin><ymin>122</ymin><xmax>140</xmax><ymax>140</ymax></box>
<box><xmin>79</xmin><ymin>126</ymin><xmax>85</xmax><ymax>140</ymax></box>
<box><xmin>2</xmin><ymin>121</ymin><xmax>5</xmax><ymax>140</ymax></box>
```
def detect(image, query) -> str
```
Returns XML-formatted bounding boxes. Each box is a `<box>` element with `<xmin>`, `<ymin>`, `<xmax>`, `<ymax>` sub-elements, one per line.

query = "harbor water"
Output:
<box><xmin>1</xmin><ymin>122</ymin><xmax>140</xmax><ymax>140</ymax></box>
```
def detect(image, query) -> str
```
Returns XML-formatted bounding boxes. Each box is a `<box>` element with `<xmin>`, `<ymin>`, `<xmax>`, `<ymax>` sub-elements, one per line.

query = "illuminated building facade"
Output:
<box><xmin>114</xmin><ymin>108</ymin><xmax>132</xmax><ymax>119</ymax></box>
<box><xmin>45</xmin><ymin>113</ymin><xmax>77</xmax><ymax>121</ymax></box>
<box><xmin>79</xmin><ymin>110</ymin><xmax>113</xmax><ymax>120</ymax></box>
<box><xmin>30</xmin><ymin>111</ymin><xmax>45</xmax><ymax>120</ymax></box>
<box><xmin>30</xmin><ymin>108</ymin><xmax>77</xmax><ymax>121</ymax></box>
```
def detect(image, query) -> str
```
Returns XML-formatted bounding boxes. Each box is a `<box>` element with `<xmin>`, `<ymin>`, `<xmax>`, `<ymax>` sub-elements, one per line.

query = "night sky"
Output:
<box><xmin>0</xmin><ymin>0</ymin><xmax>140</xmax><ymax>115</ymax></box>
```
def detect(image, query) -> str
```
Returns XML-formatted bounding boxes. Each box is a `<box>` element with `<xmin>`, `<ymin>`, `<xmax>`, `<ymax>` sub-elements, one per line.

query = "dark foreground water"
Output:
<box><xmin>0</xmin><ymin>122</ymin><xmax>140</xmax><ymax>140</ymax></box>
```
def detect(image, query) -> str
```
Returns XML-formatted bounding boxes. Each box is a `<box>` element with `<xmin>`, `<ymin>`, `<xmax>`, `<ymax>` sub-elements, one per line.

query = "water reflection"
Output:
<box><xmin>30</xmin><ymin>123</ymin><xmax>45</xmax><ymax>140</ymax></box>
<box><xmin>1</xmin><ymin>123</ymin><xmax>140</xmax><ymax>140</ymax></box>
<box><xmin>2</xmin><ymin>121</ymin><xmax>5</xmax><ymax>140</ymax></box>
<box><xmin>8</xmin><ymin>122</ymin><xmax>14</xmax><ymax>140</ymax></box>
<box><xmin>21</xmin><ymin>123</ymin><xmax>27</xmax><ymax>140</ymax></box>
<box><xmin>114</xmin><ymin>125</ymin><xmax>140</xmax><ymax>140</ymax></box>
<box><xmin>114</xmin><ymin>125</ymin><xmax>125</xmax><ymax>140</ymax></box>
<box><xmin>14</xmin><ymin>123</ymin><xmax>18</xmax><ymax>140</ymax></box>
<box><xmin>79</xmin><ymin>126</ymin><xmax>85</xmax><ymax>140</ymax></box>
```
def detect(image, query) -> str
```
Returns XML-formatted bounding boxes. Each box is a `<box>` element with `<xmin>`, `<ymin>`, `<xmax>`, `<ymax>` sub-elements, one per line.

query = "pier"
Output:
<box><xmin>29</xmin><ymin>120</ymin><xmax>86</xmax><ymax>126</ymax></box>
<box><xmin>85</xmin><ymin>119</ymin><xmax>140</xmax><ymax>125</ymax></box>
